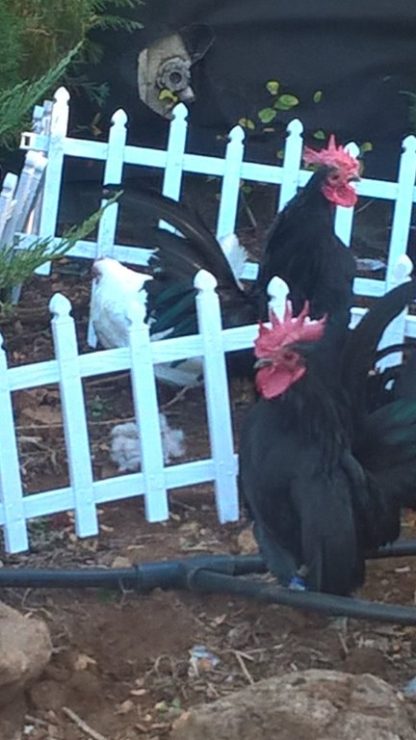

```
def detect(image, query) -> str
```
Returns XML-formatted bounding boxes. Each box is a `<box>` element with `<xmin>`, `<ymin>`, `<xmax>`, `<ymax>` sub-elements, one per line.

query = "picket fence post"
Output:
<box><xmin>1</xmin><ymin>152</ymin><xmax>47</xmax><ymax>249</ymax></box>
<box><xmin>96</xmin><ymin>108</ymin><xmax>128</xmax><ymax>259</ymax></box>
<box><xmin>35</xmin><ymin>87</ymin><xmax>70</xmax><ymax>276</ymax></box>
<box><xmin>0</xmin><ymin>173</ymin><xmax>18</xmax><ymax>243</ymax></box>
<box><xmin>267</xmin><ymin>275</ymin><xmax>290</xmax><ymax>319</ymax></box>
<box><xmin>0</xmin><ymin>333</ymin><xmax>28</xmax><ymax>552</ymax></box>
<box><xmin>278</xmin><ymin>119</ymin><xmax>303</xmax><ymax>210</ymax></box>
<box><xmin>88</xmin><ymin>108</ymin><xmax>129</xmax><ymax>347</ymax></box>
<box><xmin>387</xmin><ymin>136</ymin><xmax>416</xmax><ymax>287</ymax></box>
<box><xmin>194</xmin><ymin>269</ymin><xmax>239</xmax><ymax>523</ymax></box>
<box><xmin>216</xmin><ymin>125</ymin><xmax>245</xmax><ymax>240</ymax></box>
<box><xmin>161</xmin><ymin>103</ymin><xmax>188</xmax><ymax>232</ymax></box>
<box><xmin>334</xmin><ymin>142</ymin><xmax>360</xmax><ymax>245</ymax></box>
<box><xmin>50</xmin><ymin>293</ymin><xmax>99</xmax><ymax>537</ymax></box>
<box><xmin>127</xmin><ymin>292</ymin><xmax>169</xmax><ymax>522</ymax></box>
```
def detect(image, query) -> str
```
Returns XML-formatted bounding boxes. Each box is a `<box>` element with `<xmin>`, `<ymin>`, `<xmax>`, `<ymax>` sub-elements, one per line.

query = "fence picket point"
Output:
<box><xmin>50</xmin><ymin>293</ymin><xmax>99</xmax><ymax>538</ymax></box>
<box><xmin>278</xmin><ymin>118</ymin><xmax>303</xmax><ymax>210</ymax></box>
<box><xmin>35</xmin><ymin>87</ymin><xmax>70</xmax><ymax>276</ymax></box>
<box><xmin>334</xmin><ymin>142</ymin><xmax>360</xmax><ymax>244</ymax></box>
<box><xmin>267</xmin><ymin>276</ymin><xmax>290</xmax><ymax>320</ymax></box>
<box><xmin>217</xmin><ymin>125</ymin><xmax>245</xmax><ymax>240</ymax></box>
<box><xmin>160</xmin><ymin>103</ymin><xmax>188</xmax><ymax>232</ymax></box>
<box><xmin>194</xmin><ymin>269</ymin><xmax>239</xmax><ymax>523</ymax></box>
<box><xmin>88</xmin><ymin>108</ymin><xmax>128</xmax><ymax>347</ymax></box>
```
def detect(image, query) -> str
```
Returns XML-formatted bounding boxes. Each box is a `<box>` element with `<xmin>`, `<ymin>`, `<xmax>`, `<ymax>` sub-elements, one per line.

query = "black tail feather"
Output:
<box><xmin>112</xmin><ymin>185</ymin><xmax>243</xmax><ymax>289</ymax></box>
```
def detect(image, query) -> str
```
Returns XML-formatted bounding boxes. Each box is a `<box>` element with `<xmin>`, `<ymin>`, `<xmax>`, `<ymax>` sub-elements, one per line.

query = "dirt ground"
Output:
<box><xmin>1</xmin><ymin>185</ymin><xmax>416</xmax><ymax>739</ymax></box>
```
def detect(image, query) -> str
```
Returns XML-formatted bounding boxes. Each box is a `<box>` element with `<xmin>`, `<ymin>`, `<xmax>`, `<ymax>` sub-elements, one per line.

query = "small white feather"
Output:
<box><xmin>219</xmin><ymin>233</ymin><xmax>249</xmax><ymax>281</ymax></box>
<box><xmin>110</xmin><ymin>414</ymin><xmax>185</xmax><ymax>472</ymax></box>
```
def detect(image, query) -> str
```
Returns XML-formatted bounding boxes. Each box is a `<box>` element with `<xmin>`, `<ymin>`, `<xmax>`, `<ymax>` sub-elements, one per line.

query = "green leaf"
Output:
<box><xmin>266</xmin><ymin>80</ymin><xmax>280</xmax><ymax>96</ymax></box>
<box><xmin>258</xmin><ymin>107</ymin><xmax>277</xmax><ymax>124</ymax></box>
<box><xmin>313</xmin><ymin>90</ymin><xmax>323</xmax><ymax>103</ymax></box>
<box><xmin>238</xmin><ymin>117</ymin><xmax>255</xmax><ymax>130</ymax></box>
<box><xmin>274</xmin><ymin>94</ymin><xmax>299</xmax><ymax>111</ymax></box>
<box><xmin>313</xmin><ymin>129</ymin><xmax>326</xmax><ymax>140</ymax></box>
<box><xmin>360</xmin><ymin>141</ymin><xmax>373</xmax><ymax>153</ymax></box>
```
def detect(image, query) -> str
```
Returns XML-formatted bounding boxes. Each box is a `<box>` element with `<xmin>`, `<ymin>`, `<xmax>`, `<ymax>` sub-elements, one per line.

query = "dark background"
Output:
<box><xmin>75</xmin><ymin>0</ymin><xmax>416</xmax><ymax>178</ymax></box>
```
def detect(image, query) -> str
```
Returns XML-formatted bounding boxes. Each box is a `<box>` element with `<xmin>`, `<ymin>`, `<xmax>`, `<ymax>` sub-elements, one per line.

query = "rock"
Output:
<box><xmin>0</xmin><ymin>694</ymin><xmax>26</xmax><ymax>740</ymax></box>
<box><xmin>0</xmin><ymin>602</ymin><xmax>52</xmax><ymax>705</ymax></box>
<box><xmin>171</xmin><ymin>669</ymin><xmax>415</xmax><ymax>740</ymax></box>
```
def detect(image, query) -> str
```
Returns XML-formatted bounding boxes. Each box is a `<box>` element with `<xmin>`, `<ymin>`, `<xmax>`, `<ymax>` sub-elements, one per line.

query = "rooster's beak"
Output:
<box><xmin>254</xmin><ymin>358</ymin><xmax>273</xmax><ymax>370</ymax></box>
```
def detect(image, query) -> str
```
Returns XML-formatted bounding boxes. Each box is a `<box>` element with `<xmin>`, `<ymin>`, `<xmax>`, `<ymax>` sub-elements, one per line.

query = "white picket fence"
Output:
<box><xmin>1</xmin><ymin>88</ymin><xmax>416</xmax><ymax>553</ymax></box>
<box><xmin>0</xmin><ymin>270</ymin><xmax>288</xmax><ymax>554</ymax></box>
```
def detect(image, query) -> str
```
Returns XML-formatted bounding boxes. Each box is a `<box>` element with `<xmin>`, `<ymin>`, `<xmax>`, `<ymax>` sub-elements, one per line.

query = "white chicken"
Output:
<box><xmin>90</xmin><ymin>257</ymin><xmax>152</xmax><ymax>349</ymax></box>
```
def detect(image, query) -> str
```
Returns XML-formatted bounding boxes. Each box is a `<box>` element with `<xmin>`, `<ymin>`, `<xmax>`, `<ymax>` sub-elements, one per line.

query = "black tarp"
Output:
<box><xmin>77</xmin><ymin>1</ymin><xmax>416</xmax><ymax>176</ymax></box>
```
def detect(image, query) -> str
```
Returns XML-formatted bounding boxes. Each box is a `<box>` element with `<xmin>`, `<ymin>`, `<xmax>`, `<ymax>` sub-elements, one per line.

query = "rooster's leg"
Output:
<box><xmin>253</xmin><ymin>521</ymin><xmax>297</xmax><ymax>587</ymax></box>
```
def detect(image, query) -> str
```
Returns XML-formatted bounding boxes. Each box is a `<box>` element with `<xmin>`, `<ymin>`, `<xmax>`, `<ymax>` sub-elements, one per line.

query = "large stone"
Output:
<box><xmin>171</xmin><ymin>669</ymin><xmax>415</xmax><ymax>740</ymax></box>
<box><xmin>0</xmin><ymin>601</ymin><xmax>52</xmax><ymax>705</ymax></box>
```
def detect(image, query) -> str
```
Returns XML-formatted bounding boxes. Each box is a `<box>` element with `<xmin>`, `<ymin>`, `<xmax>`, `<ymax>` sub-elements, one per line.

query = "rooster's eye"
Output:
<box><xmin>328</xmin><ymin>173</ymin><xmax>341</xmax><ymax>184</ymax></box>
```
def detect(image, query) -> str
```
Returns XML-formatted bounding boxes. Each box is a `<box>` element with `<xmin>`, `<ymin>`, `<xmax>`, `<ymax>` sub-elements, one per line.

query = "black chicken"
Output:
<box><xmin>239</xmin><ymin>276</ymin><xmax>416</xmax><ymax>596</ymax></box>
<box><xmin>256</xmin><ymin>135</ymin><xmax>360</xmax><ymax>332</ymax></box>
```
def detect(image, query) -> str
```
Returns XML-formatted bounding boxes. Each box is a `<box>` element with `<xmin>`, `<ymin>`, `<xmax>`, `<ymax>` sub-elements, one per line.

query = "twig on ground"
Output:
<box><xmin>62</xmin><ymin>706</ymin><xmax>108</xmax><ymax>740</ymax></box>
<box><xmin>161</xmin><ymin>383</ymin><xmax>196</xmax><ymax>409</ymax></box>
<box><xmin>24</xmin><ymin>714</ymin><xmax>49</xmax><ymax>728</ymax></box>
<box><xmin>232</xmin><ymin>649</ymin><xmax>255</xmax><ymax>684</ymax></box>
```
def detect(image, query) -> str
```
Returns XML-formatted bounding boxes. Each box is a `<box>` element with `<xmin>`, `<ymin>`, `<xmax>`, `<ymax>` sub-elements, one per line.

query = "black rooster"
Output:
<box><xmin>239</xmin><ymin>276</ymin><xmax>416</xmax><ymax>596</ymax></box>
<box><xmin>256</xmin><ymin>136</ymin><xmax>360</xmax><ymax>332</ymax></box>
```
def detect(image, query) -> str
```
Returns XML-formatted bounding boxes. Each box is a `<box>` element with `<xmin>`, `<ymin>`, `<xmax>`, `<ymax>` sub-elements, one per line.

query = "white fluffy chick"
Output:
<box><xmin>91</xmin><ymin>257</ymin><xmax>152</xmax><ymax>348</ymax></box>
<box><xmin>110</xmin><ymin>414</ymin><xmax>185</xmax><ymax>472</ymax></box>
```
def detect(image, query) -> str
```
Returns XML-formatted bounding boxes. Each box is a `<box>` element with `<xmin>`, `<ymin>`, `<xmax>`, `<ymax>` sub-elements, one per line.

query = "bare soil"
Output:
<box><xmin>1</xmin><ymin>190</ymin><xmax>416</xmax><ymax>739</ymax></box>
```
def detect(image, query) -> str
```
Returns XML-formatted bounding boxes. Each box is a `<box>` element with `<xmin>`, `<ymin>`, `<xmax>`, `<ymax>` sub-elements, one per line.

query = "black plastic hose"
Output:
<box><xmin>1</xmin><ymin>545</ymin><xmax>416</xmax><ymax>624</ymax></box>
<box><xmin>187</xmin><ymin>569</ymin><xmax>416</xmax><ymax>626</ymax></box>
<box><xmin>0</xmin><ymin>554</ymin><xmax>266</xmax><ymax>589</ymax></box>
<box><xmin>370</xmin><ymin>539</ymin><xmax>416</xmax><ymax>559</ymax></box>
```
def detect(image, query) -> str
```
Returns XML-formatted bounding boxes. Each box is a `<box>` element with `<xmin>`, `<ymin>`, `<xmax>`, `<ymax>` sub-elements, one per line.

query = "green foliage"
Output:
<box><xmin>11</xmin><ymin>0</ymin><xmax>144</xmax><ymax>78</ymax></box>
<box><xmin>238</xmin><ymin>117</ymin><xmax>256</xmax><ymax>130</ymax></box>
<box><xmin>0</xmin><ymin>3</ymin><xmax>25</xmax><ymax>90</ymax></box>
<box><xmin>0</xmin><ymin>0</ymin><xmax>144</xmax><ymax>152</ymax></box>
<box><xmin>266</xmin><ymin>80</ymin><xmax>280</xmax><ymax>96</ymax></box>
<box><xmin>0</xmin><ymin>45</ymin><xmax>82</xmax><ymax>150</ymax></box>
<box><xmin>0</xmin><ymin>192</ymin><xmax>120</xmax><ymax>302</ymax></box>
<box><xmin>258</xmin><ymin>108</ymin><xmax>277</xmax><ymax>124</ymax></box>
<box><xmin>273</xmin><ymin>93</ymin><xmax>299</xmax><ymax>111</ymax></box>
<box><xmin>240</xmin><ymin>78</ymin><xmax>373</xmax><ymax>162</ymax></box>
